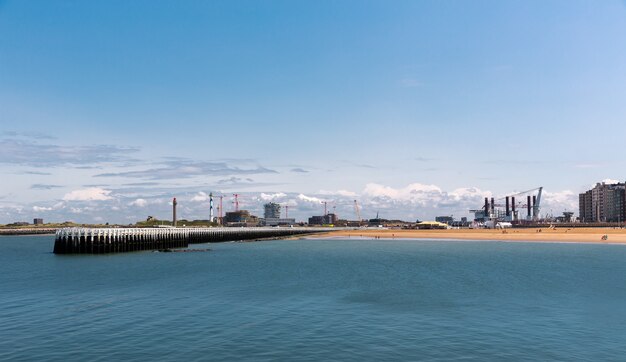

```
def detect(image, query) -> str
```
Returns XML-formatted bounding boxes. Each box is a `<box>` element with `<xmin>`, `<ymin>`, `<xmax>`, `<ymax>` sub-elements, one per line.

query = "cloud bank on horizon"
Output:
<box><xmin>1</xmin><ymin>1</ymin><xmax>625</xmax><ymax>223</ymax></box>
<box><xmin>0</xmin><ymin>133</ymin><xmax>582</xmax><ymax>224</ymax></box>
<box><xmin>0</xmin><ymin>183</ymin><xmax>581</xmax><ymax>225</ymax></box>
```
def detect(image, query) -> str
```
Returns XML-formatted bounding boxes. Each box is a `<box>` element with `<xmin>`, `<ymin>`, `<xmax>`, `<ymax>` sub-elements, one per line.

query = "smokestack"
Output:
<box><xmin>505</xmin><ymin>197</ymin><xmax>510</xmax><ymax>216</ymax></box>
<box><xmin>490</xmin><ymin>198</ymin><xmax>495</xmax><ymax>214</ymax></box>
<box><xmin>532</xmin><ymin>195</ymin><xmax>537</xmax><ymax>218</ymax></box>
<box><xmin>512</xmin><ymin>197</ymin><xmax>516</xmax><ymax>220</ymax></box>
<box><xmin>209</xmin><ymin>193</ymin><xmax>214</xmax><ymax>222</ymax></box>
<box><xmin>173</xmin><ymin>197</ymin><xmax>178</xmax><ymax>227</ymax></box>
<box><xmin>484</xmin><ymin>197</ymin><xmax>489</xmax><ymax>214</ymax></box>
<box><xmin>527</xmin><ymin>195</ymin><xmax>531</xmax><ymax>218</ymax></box>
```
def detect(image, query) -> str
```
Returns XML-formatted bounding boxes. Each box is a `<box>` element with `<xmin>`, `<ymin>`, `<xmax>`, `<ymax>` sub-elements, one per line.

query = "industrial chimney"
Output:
<box><xmin>173</xmin><ymin>197</ymin><xmax>178</xmax><ymax>227</ymax></box>
<box><xmin>505</xmin><ymin>197</ymin><xmax>510</xmax><ymax>217</ymax></box>
<box><xmin>511</xmin><ymin>197</ymin><xmax>516</xmax><ymax>220</ymax></box>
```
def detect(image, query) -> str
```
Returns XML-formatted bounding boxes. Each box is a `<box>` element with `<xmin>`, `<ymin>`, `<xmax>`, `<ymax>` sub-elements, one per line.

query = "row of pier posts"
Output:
<box><xmin>53</xmin><ymin>227</ymin><xmax>334</xmax><ymax>254</ymax></box>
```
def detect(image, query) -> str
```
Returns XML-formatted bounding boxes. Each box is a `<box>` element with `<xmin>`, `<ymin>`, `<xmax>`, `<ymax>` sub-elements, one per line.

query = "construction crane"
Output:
<box><xmin>219</xmin><ymin>195</ymin><xmax>224</xmax><ymax>221</ymax></box>
<box><xmin>233</xmin><ymin>193</ymin><xmax>240</xmax><ymax>212</ymax></box>
<box><xmin>354</xmin><ymin>200</ymin><xmax>361</xmax><ymax>222</ymax></box>
<box><xmin>210</xmin><ymin>194</ymin><xmax>226</xmax><ymax>225</ymax></box>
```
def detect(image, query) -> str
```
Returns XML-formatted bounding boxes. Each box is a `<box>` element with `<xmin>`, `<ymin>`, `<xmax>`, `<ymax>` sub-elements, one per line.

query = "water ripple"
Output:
<box><xmin>1</xmin><ymin>236</ymin><xmax>626</xmax><ymax>360</ymax></box>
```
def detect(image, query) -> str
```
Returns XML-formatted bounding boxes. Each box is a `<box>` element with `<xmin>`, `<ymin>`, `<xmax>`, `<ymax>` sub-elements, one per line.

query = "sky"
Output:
<box><xmin>1</xmin><ymin>0</ymin><xmax>626</xmax><ymax>224</ymax></box>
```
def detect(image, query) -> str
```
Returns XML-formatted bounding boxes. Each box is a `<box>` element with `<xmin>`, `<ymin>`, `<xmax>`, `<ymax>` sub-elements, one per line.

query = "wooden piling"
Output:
<box><xmin>53</xmin><ymin>227</ymin><xmax>336</xmax><ymax>254</ymax></box>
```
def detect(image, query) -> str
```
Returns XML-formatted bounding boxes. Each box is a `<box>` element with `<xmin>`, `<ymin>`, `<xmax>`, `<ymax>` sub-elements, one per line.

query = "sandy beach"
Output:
<box><xmin>320</xmin><ymin>227</ymin><xmax>626</xmax><ymax>244</ymax></box>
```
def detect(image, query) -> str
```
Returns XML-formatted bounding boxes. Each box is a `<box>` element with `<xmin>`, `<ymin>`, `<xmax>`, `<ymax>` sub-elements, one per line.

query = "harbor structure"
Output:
<box><xmin>53</xmin><ymin>227</ymin><xmax>340</xmax><ymax>254</ymax></box>
<box><xmin>471</xmin><ymin>187</ymin><xmax>543</xmax><ymax>226</ymax></box>
<box><xmin>260</xmin><ymin>218</ymin><xmax>296</xmax><ymax>226</ymax></box>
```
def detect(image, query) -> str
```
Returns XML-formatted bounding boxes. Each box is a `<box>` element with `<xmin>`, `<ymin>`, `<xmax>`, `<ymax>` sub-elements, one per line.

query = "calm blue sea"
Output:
<box><xmin>1</xmin><ymin>235</ymin><xmax>626</xmax><ymax>361</ymax></box>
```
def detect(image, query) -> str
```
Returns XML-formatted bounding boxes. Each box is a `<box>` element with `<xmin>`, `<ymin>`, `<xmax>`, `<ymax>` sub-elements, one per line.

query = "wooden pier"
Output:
<box><xmin>53</xmin><ymin>227</ymin><xmax>333</xmax><ymax>254</ymax></box>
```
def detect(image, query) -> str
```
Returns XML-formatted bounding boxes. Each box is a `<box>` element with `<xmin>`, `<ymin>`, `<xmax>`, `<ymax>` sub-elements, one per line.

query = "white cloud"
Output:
<box><xmin>190</xmin><ymin>192</ymin><xmax>210</xmax><ymax>202</ymax></box>
<box><xmin>601</xmin><ymin>179</ymin><xmax>621</xmax><ymax>185</ymax></box>
<box><xmin>297</xmin><ymin>194</ymin><xmax>324</xmax><ymax>204</ymax></box>
<box><xmin>0</xmin><ymin>182</ymin><xmax>582</xmax><ymax>224</ymax></box>
<box><xmin>63</xmin><ymin>187</ymin><xmax>113</xmax><ymax>201</ymax></box>
<box><xmin>283</xmin><ymin>199</ymin><xmax>299</xmax><ymax>207</ymax></box>
<box><xmin>260</xmin><ymin>192</ymin><xmax>287</xmax><ymax>201</ymax></box>
<box><xmin>448</xmin><ymin>187</ymin><xmax>491</xmax><ymax>202</ymax></box>
<box><xmin>363</xmin><ymin>183</ymin><xmax>442</xmax><ymax>203</ymax></box>
<box><xmin>318</xmin><ymin>189</ymin><xmax>357</xmax><ymax>197</ymax></box>
<box><xmin>540</xmin><ymin>190</ymin><xmax>578</xmax><ymax>215</ymax></box>
<box><xmin>358</xmin><ymin>182</ymin><xmax>496</xmax><ymax>219</ymax></box>
<box><xmin>129</xmin><ymin>198</ymin><xmax>148</xmax><ymax>207</ymax></box>
<box><xmin>33</xmin><ymin>206</ymin><xmax>52</xmax><ymax>212</ymax></box>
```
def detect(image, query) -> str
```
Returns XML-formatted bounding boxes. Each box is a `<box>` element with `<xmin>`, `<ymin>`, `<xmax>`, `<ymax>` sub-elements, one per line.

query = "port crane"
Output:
<box><xmin>509</xmin><ymin>187</ymin><xmax>543</xmax><ymax>220</ymax></box>
<box><xmin>470</xmin><ymin>187</ymin><xmax>543</xmax><ymax>222</ymax></box>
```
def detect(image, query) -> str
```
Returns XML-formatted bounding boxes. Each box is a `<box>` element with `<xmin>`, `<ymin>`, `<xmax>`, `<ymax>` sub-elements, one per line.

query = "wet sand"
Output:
<box><xmin>320</xmin><ymin>228</ymin><xmax>626</xmax><ymax>244</ymax></box>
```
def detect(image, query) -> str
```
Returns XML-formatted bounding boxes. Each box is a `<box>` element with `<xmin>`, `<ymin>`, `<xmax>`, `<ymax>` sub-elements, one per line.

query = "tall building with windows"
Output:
<box><xmin>223</xmin><ymin>210</ymin><xmax>258</xmax><ymax>225</ymax></box>
<box><xmin>606</xmin><ymin>187</ymin><xmax>625</xmax><ymax>222</ymax></box>
<box><xmin>579</xmin><ymin>181</ymin><xmax>626</xmax><ymax>222</ymax></box>
<box><xmin>264</xmin><ymin>202</ymin><xmax>281</xmax><ymax>219</ymax></box>
<box><xmin>579</xmin><ymin>190</ymin><xmax>592</xmax><ymax>222</ymax></box>
<box><xmin>308</xmin><ymin>213</ymin><xmax>337</xmax><ymax>225</ymax></box>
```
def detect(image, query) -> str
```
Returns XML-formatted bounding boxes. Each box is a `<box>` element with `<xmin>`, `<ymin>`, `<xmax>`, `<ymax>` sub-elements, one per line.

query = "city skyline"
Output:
<box><xmin>2</xmin><ymin>1</ymin><xmax>626</xmax><ymax>223</ymax></box>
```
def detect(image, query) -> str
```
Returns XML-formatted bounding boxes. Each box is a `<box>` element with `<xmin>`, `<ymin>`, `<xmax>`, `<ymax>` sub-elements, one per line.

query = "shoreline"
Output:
<box><xmin>4</xmin><ymin>226</ymin><xmax>626</xmax><ymax>245</ymax></box>
<box><xmin>316</xmin><ymin>228</ymin><xmax>626</xmax><ymax>244</ymax></box>
<box><xmin>304</xmin><ymin>235</ymin><xmax>624</xmax><ymax>246</ymax></box>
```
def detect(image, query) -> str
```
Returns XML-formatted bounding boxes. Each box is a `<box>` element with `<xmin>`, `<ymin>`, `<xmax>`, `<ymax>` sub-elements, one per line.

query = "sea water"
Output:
<box><xmin>1</xmin><ymin>235</ymin><xmax>625</xmax><ymax>361</ymax></box>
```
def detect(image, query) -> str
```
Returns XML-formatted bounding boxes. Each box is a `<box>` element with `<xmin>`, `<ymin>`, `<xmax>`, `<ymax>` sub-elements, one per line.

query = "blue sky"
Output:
<box><xmin>1</xmin><ymin>0</ymin><xmax>626</xmax><ymax>224</ymax></box>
